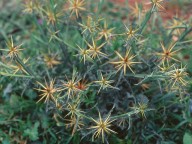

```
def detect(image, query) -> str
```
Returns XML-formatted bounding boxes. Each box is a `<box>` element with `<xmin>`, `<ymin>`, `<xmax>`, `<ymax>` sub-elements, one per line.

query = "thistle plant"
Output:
<box><xmin>0</xmin><ymin>0</ymin><xmax>192</xmax><ymax>143</ymax></box>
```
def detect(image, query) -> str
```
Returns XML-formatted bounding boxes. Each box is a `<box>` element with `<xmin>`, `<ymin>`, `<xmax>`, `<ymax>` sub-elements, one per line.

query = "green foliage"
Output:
<box><xmin>183</xmin><ymin>132</ymin><xmax>192</xmax><ymax>144</ymax></box>
<box><xmin>23</xmin><ymin>121</ymin><xmax>40</xmax><ymax>141</ymax></box>
<box><xmin>0</xmin><ymin>0</ymin><xmax>192</xmax><ymax>143</ymax></box>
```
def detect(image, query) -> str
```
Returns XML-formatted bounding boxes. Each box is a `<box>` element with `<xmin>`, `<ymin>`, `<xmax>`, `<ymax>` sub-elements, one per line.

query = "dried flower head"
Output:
<box><xmin>76</xmin><ymin>45</ymin><xmax>92</xmax><ymax>64</ymax></box>
<box><xmin>22</xmin><ymin>1</ymin><xmax>34</xmax><ymax>14</ymax></box>
<box><xmin>22</xmin><ymin>0</ymin><xmax>41</xmax><ymax>14</ymax></box>
<box><xmin>86</xmin><ymin>38</ymin><xmax>107</xmax><ymax>60</ymax></box>
<box><xmin>168</xmin><ymin>65</ymin><xmax>188</xmax><ymax>88</ymax></box>
<box><xmin>44</xmin><ymin>54</ymin><xmax>61</xmax><ymax>68</ymax></box>
<box><xmin>75</xmin><ymin>79</ymin><xmax>89</xmax><ymax>91</ymax></box>
<box><xmin>44</xmin><ymin>8</ymin><xmax>63</xmax><ymax>25</ymax></box>
<box><xmin>94</xmin><ymin>72</ymin><xmax>118</xmax><ymax>93</ymax></box>
<box><xmin>68</xmin><ymin>0</ymin><xmax>86</xmax><ymax>18</ymax></box>
<box><xmin>65</xmin><ymin>100</ymin><xmax>83</xmax><ymax>118</ymax></box>
<box><xmin>78</xmin><ymin>16</ymin><xmax>102</xmax><ymax>34</ymax></box>
<box><xmin>98</xmin><ymin>21</ymin><xmax>115</xmax><ymax>40</ymax></box>
<box><xmin>147</xmin><ymin>0</ymin><xmax>165</xmax><ymax>11</ymax></box>
<box><xmin>156</xmin><ymin>42</ymin><xmax>180</xmax><ymax>64</ymax></box>
<box><xmin>1</xmin><ymin>36</ymin><xmax>23</xmax><ymax>59</ymax></box>
<box><xmin>48</xmin><ymin>29</ymin><xmax>60</xmax><ymax>42</ymax></box>
<box><xmin>35</xmin><ymin>79</ymin><xmax>58</xmax><ymax>103</ymax></box>
<box><xmin>129</xmin><ymin>2</ymin><xmax>142</xmax><ymax>18</ymax></box>
<box><xmin>137</xmin><ymin>103</ymin><xmax>148</xmax><ymax>119</ymax></box>
<box><xmin>89</xmin><ymin>111</ymin><xmax>116</xmax><ymax>143</ymax></box>
<box><xmin>110</xmin><ymin>49</ymin><xmax>140</xmax><ymax>75</ymax></box>
<box><xmin>61</xmin><ymin>72</ymin><xmax>81</xmax><ymax>98</ymax></box>
<box><xmin>124</xmin><ymin>25</ymin><xmax>139</xmax><ymax>41</ymax></box>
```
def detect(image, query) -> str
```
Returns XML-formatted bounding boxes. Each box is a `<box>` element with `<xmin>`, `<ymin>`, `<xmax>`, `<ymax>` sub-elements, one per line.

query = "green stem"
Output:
<box><xmin>0</xmin><ymin>72</ymin><xmax>34</xmax><ymax>78</ymax></box>
<box><xmin>111</xmin><ymin>110</ymin><xmax>140</xmax><ymax>119</ymax></box>
<box><xmin>125</xmin><ymin>73</ymin><xmax>168</xmax><ymax>79</ymax></box>
<box><xmin>76</xmin><ymin>16</ymin><xmax>84</xmax><ymax>37</ymax></box>
<box><xmin>178</xmin><ymin>27</ymin><xmax>192</xmax><ymax>42</ymax></box>
<box><xmin>138</xmin><ymin>8</ymin><xmax>153</xmax><ymax>34</ymax></box>
<box><xmin>111</xmin><ymin>109</ymin><xmax>154</xmax><ymax>119</ymax></box>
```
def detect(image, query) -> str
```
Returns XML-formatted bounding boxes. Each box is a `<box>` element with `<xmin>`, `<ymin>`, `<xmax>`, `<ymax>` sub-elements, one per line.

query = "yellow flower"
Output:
<box><xmin>35</xmin><ymin>79</ymin><xmax>58</xmax><ymax>103</ymax></box>
<box><xmin>94</xmin><ymin>72</ymin><xmax>118</xmax><ymax>93</ymax></box>
<box><xmin>68</xmin><ymin>0</ymin><xmax>86</xmax><ymax>18</ymax></box>
<box><xmin>10</xmin><ymin>58</ymin><xmax>30</xmax><ymax>74</ymax></box>
<box><xmin>168</xmin><ymin>65</ymin><xmax>188</xmax><ymax>88</ymax></box>
<box><xmin>44</xmin><ymin>54</ymin><xmax>61</xmax><ymax>68</ymax></box>
<box><xmin>89</xmin><ymin>111</ymin><xmax>116</xmax><ymax>143</ymax></box>
<box><xmin>156</xmin><ymin>42</ymin><xmax>180</xmax><ymax>64</ymax></box>
<box><xmin>1</xmin><ymin>36</ymin><xmax>23</xmax><ymax>59</ymax></box>
<box><xmin>110</xmin><ymin>49</ymin><xmax>140</xmax><ymax>75</ymax></box>
<box><xmin>98</xmin><ymin>21</ymin><xmax>115</xmax><ymax>40</ymax></box>
<box><xmin>86</xmin><ymin>38</ymin><xmax>107</xmax><ymax>60</ymax></box>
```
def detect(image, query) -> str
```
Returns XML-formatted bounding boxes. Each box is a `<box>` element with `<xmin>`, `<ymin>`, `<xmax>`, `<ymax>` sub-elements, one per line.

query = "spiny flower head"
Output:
<box><xmin>35</xmin><ymin>79</ymin><xmax>58</xmax><ymax>103</ymax></box>
<box><xmin>68</xmin><ymin>0</ymin><xmax>86</xmax><ymax>18</ymax></box>
<box><xmin>129</xmin><ymin>2</ymin><xmax>142</xmax><ymax>18</ymax></box>
<box><xmin>89</xmin><ymin>111</ymin><xmax>116</xmax><ymax>143</ymax></box>
<box><xmin>22</xmin><ymin>1</ymin><xmax>34</xmax><ymax>14</ymax></box>
<box><xmin>75</xmin><ymin>79</ymin><xmax>89</xmax><ymax>91</ymax></box>
<box><xmin>78</xmin><ymin>16</ymin><xmax>102</xmax><ymax>34</ymax></box>
<box><xmin>48</xmin><ymin>29</ymin><xmax>60</xmax><ymax>42</ymax></box>
<box><xmin>1</xmin><ymin>36</ymin><xmax>23</xmax><ymax>59</ymax></box>
<box><xmin>168</xmin><ymin>65</ymin><xmax>188</xmax><ymax>88</ymax></box>
<box><xmin>61</xmin><ymin>72</ymin><xmax>81</xmax><ymax>98</ymax></box>
<box><xmin>65</xmin><ymin>101</ymin><xmax>83</xmax><ymax>118</ymax></box>
<box><xmin>94</xmin><ymin>72</ymin><xmax>118</xmax><ymax>93</ymax></box>
<box><xmin>123</xmin><ymin>25</ymin><xmax>139</xmax><ymax>41</ymax></box>
<box><xmin>156</xmin><ymin>42</ymin><xmax>180</xmax><ymax>64</ymax></box>
<box><xmin>86</xmin><ymin>38</ymin><xmax>107</xmax><ymax>60</ymax></box>
<box><xmin>22</xmin><ymin>0</ymin><xmax>41</xmax><ymax>14</ymax></box>
<box><xmin>44</xmin><ymin>8</ymin><xmax>63</xmax><ymax>25</ymax></box>
<box><xmin>137</xmin><ymin>103</ymin><xmax>148</xmax><ymax>119</ymax></box>
<box><xmin>76</xmin><ymin>45</ymin><xmax>92</xmax><ymax>64</ymax></box>
<box><xmin>44</xmin><ymin>54</ymin><xmax>61</xmax><ymax>68</ymax></box>
<box><xmin>110</xmin><ymin>48</ymin><xmax>140</xmax><ymax>75</ymax></box>
<box><xmin>98</xmin><ymin>21</ymin><xmax>115</xmax><ymax>40</ymax></box>
<box><xmin>147</xmin><ymin>0</ymin><xmax>165</xmax><ymax>11</ymax></box>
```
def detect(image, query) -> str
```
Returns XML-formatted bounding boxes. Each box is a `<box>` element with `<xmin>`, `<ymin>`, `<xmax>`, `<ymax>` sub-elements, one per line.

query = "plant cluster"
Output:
<box><xmin>0</xmin><ymin>0</ymin><xmax>192</xmax><ymax>143</ymax></box>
